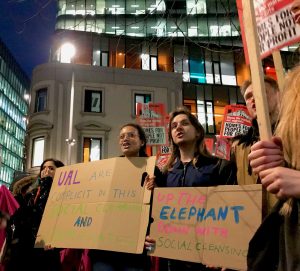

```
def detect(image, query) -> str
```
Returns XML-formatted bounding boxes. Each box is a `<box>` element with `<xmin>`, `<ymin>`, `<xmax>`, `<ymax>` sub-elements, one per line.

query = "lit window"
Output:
<box><xmin>84</xmin><ymin>90</ymin><xmax>102</xmax><ymax>113</ymax></box>
<box><xmin>150</xmin><ymin>56</ymin><xmax>157</xmax><ymax>71</ymax></box>
<box><xmin>35</xmin><ymin>88</ymin><xmax>47</xmax><ymax>112</ymax></box>
<box><xmin>32</xmin><ymin>137</ymin><xmax>45</xmax><ymax>167</ymax></box>
<box><xmin>92</xmin><ymin>51</ymin><xmax>108</xmax><ymax>67</ymax></box>
<box><xmin>101</xmin><ymin>52</ymin><xmax>108</xmax><ymax>67</ymax></box>
<box><xmin>141</xmin><ymin>54</ymin><xmax>150</xmax><ymax>70</ymax></box>
<box><xmin>83</xmin><ymin>137</ymin><xmax>102</xmax><ymax>162</ymax></box>
<box><xmin>134</xmin><ymin>93</ymin><xmax>151</xmax><ymax>115</ymax></box>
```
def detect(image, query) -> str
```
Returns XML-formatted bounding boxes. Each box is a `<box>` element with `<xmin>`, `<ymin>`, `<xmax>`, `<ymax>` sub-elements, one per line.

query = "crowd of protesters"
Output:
<box><xmin>1</xmin><ymin>62</ymin><xmax>300</xmax><ymax>271</ymax></box>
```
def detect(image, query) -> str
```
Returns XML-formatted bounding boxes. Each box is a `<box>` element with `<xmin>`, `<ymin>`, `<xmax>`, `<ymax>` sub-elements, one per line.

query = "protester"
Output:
<box><xmin>231</xmin><ymin>77</ymin><xmax>280</xmax><ymax>214</ymax></box>
<box><xmin>247</xmin><ymin>66</ymin><xmax>300</xmax><ymax>270</ymax></box>
<box><xmin>3</xmin><ymin>158</ymin><xmax>64</xmax><ymax>271</ymax></box>
<box><xmin>145</xmin><ymin>107</ymin><xmax>237</xmax><ymax>271</ymax></box>
<box><xmin>89</xmin><ymin>123</ymin><xmax>157</xmax><ymax>271</ymax></box>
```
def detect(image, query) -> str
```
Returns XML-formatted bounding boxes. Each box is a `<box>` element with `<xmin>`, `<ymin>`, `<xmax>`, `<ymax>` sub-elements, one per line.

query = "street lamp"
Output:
<box><xmin>60</xmin><ymin>43</ymin><xmax>76</xmax><ymax>165</ymax></box>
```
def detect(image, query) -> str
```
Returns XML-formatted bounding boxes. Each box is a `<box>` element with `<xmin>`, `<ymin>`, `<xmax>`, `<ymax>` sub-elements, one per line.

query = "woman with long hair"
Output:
<box><xmin>4</xmin><ymin>158</ymin><xmax>64</xmax><ymax>271</ymax></box>
<box><xmin>247</xmin><ymin>65</ymin><xmax>300</xmax><ymax>270</ymax></box>
<box><xmin>146</xmin><ymin>107</ymin><xmax>237</xmax><ymax>271</ymax></box>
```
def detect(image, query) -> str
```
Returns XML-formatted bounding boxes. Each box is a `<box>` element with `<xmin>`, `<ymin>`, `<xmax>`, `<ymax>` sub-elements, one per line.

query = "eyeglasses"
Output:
<box><xmin>119</xmin><ymin>132</ymin><xmax>139</xmax><ymax>140</ymax></box>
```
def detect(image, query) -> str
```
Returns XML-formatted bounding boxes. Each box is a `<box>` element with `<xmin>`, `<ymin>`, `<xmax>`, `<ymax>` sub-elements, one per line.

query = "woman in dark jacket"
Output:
<box><xmin>4</xmin><ymin>158</ymin><xmax>64</xmax><ymax>271</ymax></box>
<box><xmin>146</xmin><ymin>107</ymin><xmax>237</xmax><ymax>271</ymax></box>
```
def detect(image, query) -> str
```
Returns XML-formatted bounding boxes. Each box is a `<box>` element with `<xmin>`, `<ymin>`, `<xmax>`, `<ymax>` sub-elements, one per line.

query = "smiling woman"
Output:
<box><xmin>89</xmin><ymin>122</ymin><xmax>159</xmax><ymax>271</ymax></box>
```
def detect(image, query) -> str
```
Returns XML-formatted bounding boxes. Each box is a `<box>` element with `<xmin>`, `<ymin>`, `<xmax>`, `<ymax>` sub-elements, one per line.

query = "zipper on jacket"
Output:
<box><xmin>180</xmin><ymin>162</ymin><xmax>189</xmax><ymax>187</ymax></box>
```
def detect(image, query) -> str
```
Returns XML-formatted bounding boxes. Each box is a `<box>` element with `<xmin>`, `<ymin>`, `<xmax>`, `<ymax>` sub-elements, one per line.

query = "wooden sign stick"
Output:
<box><xmin>272</xmin><ymin>50</ymin><xmax>285</xmax><ymax>92</ymax></box>
<box><xmin>242</xmin><ymin>0</ymin><xmax>272</xmax><ymax>140</ymax></box>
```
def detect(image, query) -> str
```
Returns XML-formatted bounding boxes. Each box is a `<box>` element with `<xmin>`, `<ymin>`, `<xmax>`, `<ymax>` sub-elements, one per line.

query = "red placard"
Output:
<box><xmin>219</xmin><ymin>105</ymin><xmax>252</xmax><ymax>138</ymax></box>
<box><xmin>237</xmin><ymin>0</ymin><xmax>300</xmax><ymax>61</ymax></box>
<box><xmin>136</xmin><ymin>103</ymin><xmax>168</xmax><ymax>146</ymax></box>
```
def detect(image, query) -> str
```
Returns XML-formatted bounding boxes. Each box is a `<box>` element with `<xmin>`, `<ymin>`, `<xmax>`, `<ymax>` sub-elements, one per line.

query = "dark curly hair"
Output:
<box><xmin>119</xmin><ymin>123</ymin><xmax>148</xmax><ymax>157</ymax></box>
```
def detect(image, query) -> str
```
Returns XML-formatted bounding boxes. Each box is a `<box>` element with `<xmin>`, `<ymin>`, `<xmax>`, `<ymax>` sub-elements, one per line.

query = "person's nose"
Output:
<box><xmin>176</xmin><ymin>123</ymin><xmax>183</xmax><ymax>130</ymax></box>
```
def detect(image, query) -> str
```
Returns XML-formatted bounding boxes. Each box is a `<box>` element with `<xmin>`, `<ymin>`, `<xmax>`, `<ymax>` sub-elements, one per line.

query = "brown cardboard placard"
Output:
<box><xmin>35</xmin><ymin>156</ymin><xmax>156</xmax><ymax>254</ymax></box>
<box><xmin>149</xmin><ymin>185</ymin><xmax>262</xmax><ymax>270</ymax></box>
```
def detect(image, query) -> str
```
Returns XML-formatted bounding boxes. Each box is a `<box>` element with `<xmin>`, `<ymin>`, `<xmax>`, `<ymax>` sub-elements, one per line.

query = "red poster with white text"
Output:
<box><xmin>136</xmin><ymin>103</ymin><xmax>168</xmax><ymax>146</ymax></box>
<box><xmin>237</xmin><ymin>0</ymin><xmax>300</xmax><ymax>61</ymax></box>
<box><xmin>220</xmin><ymin>105</ymin><xmax>252</xmax><ymax>138</ymax></box>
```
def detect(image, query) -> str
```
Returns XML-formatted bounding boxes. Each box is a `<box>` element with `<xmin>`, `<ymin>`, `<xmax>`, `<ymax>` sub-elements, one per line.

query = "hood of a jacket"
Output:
<box><xmin>12</xmin><ymin>175</ymin><xmax>38</xmax><ymax>196</ymax></box>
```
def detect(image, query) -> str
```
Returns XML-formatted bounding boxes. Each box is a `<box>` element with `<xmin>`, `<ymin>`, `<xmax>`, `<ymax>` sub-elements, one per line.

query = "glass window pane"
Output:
<box><xmin>32</xmin><ymin>137</ymin><xmax>45</xmax><ymax>167</ymax></box>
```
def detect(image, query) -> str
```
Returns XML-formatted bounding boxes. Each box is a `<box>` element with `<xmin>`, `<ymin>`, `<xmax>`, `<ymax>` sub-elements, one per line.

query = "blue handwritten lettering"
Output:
<box><xmin>230</xmin><ymin>206</ymin><xmax>244</xmax><ymax>223</ymax></box>
<box><xmin>160</xmin><ymin>206</ymin><xmax>171</xmax><ymax>220</ymax></box>
<box><xmin>74</xmin><ymin>216</ymin><xmax>92</xmax><ymax>227</ymax></box>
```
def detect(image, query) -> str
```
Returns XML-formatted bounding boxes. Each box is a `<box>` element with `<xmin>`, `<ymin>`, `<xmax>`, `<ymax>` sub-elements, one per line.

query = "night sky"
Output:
<box><xmin>0</xmin><ymin>0</ymin><xmax>57</xmax><ymax>78</ymax></box>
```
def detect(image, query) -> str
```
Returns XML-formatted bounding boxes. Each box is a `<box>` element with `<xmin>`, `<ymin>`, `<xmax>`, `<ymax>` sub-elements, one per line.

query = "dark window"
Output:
<box><xmin>84</xmin><ymin>90</ymin><xmax>102</xmax><ymax>113</ymax></box>
<box><xmin>35</xmin><ymin>88</ymin><xmax>47</xmax><ymax>112</ymax></box>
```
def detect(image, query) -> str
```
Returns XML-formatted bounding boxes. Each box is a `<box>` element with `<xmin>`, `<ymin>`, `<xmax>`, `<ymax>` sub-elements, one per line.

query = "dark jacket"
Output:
<box><xmin>157</xmin><ymin>155</ymin><xmax>237</xmax><ymax>188</ymax></box>
<box><xmin>248</xmin><ymin>199</ymin><xmax>300</xmax><ymax>271</ymax></box>
<box><xmin>4</xmin><ymin>176</ymin><xmax>61</xmax><ymax>271</ymax></box>
<box><xmin>157</xmin><ymin>155</ymin><xmax>237</xmax><ymax>271</ymax></box>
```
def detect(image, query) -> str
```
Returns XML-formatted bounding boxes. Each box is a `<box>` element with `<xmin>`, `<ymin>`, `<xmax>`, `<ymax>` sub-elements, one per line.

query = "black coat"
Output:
<box><xmin>4</xmin><ymin>177</ymin><xmax>61</xmax><ymax>271</ymax></box>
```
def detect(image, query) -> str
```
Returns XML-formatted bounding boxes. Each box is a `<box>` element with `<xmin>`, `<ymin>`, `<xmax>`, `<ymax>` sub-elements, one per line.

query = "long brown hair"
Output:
<box><xmin>275</xmin><ymin>67</ymin><xmax>300</xmax><ymax>169</ymax></box>
<box><xmin>164</xmin><ymin>106</ymin><xmax>212</xmax><ymax>172</ymax></box>
<box><xmin>275</xmin><ymin>66</ymin><xmax>300</xmax><ymax>215</ymax></box>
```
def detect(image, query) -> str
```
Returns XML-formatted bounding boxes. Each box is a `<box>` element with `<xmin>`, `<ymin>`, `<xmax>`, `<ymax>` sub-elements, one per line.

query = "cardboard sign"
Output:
<box><xmin>149</xmin><ymin>185</ymin><xmax>262</xmax><ymax>270</ymax></box>
<box><xmin>220</xmin><ymin>105</ymin><xmax>252</xmax><ymax>139</ymax></box>
<box><xmin>136</xmin><ymin>103</ymin><xmax>168</xmax><ymax>146</ymax></box>
<box><xmin>238</xmin><ymin>0</ymin><xmax>300</xmax><ymax>60</ymax></box>
<box><xmin>35</xmin><ymin>157</ymin><xmax>156</xmax><ymax>253</ymax></box>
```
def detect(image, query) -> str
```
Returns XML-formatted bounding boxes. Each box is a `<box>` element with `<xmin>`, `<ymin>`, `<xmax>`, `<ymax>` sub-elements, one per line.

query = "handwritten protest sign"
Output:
<box><xmin>220</xmin><ymin>105</ymin><xmax>252</xmax><ymax>138</ymax></box>
<box><xmin>149</xmin><ymin>185</ymin><xmax>262</xmax><ymax>270</ymax></box>
<box><xmin>35</xmin><ymin>157</ymin><xmax>156</xmax><ymax>253</ymax></box>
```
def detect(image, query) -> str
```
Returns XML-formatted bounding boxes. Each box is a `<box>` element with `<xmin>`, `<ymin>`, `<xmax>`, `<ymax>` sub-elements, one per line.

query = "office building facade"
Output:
<box><xmin>0</xmin><ymin>39</ymin><xmax>30</xmax><ymax>185</ymax></box>
<box><xmin>50</xmin><ymin>0</ymin><xmax>300</xmax><ymax>134</ymax></box>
